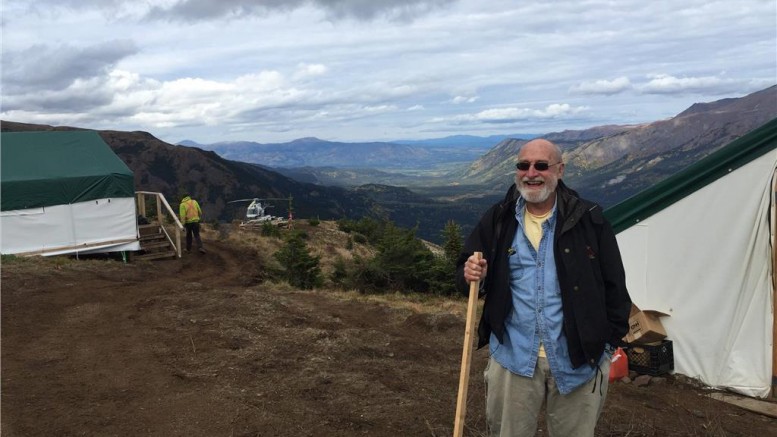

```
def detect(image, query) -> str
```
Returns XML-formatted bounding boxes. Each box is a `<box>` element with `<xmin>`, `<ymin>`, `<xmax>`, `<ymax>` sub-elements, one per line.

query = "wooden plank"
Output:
<box><xmin>14</xmin><ymin>238</ymin><xmax>139</xmax><ymax>257</ymax></box>
<box><xmin>137</xmin><ymin>193</ymin><xmax>146</xmax><ymax>217</ymax></box>
<box><xmin>133</xmin><ymin>251</ymin><xmax>177</xmax><ymax>261</ymax></box>
<box><xmin>140</xmin><ymin>241</ymin><xmax>173</xmax><ymax>250</ymax></box>
<box><xmin>139</xmin><ymin>234</ymin><xmax>166</xmax><ymax>243</ymax></box>
<box><xmin>708</xmin><ymin>393</ymin><xmax>777</xmax><ymax>419</ymax></box>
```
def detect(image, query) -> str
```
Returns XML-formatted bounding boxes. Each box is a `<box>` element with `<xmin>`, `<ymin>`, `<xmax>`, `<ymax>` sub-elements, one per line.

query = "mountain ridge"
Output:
<box><xmin>188</xmin><ymin>136</ymin><xmax>495</xmax><ymax>170</ymax></box>
<box><xmin>456</xmin><ymin>85</ymin><xmax>777</xmax><ymax>205</ymax></box>
<box><xmin>3</xmin><ymin>84</ymin><xmax>775</xmax><ymax>243</ymax></box>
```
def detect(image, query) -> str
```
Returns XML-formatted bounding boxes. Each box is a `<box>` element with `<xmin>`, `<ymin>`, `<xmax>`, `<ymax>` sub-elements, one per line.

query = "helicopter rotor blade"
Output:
<box><xmin>227</xmin><ymin>198</ymin><xmax>258</xmax><ymax>203</ymax></box>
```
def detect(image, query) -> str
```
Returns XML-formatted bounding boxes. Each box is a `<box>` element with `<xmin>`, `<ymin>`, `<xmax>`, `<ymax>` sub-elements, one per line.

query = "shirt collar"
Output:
<box><xmin>516</xmin><ymin>195</ymin><xmax>559</xmax><ymax>225</ymax></box>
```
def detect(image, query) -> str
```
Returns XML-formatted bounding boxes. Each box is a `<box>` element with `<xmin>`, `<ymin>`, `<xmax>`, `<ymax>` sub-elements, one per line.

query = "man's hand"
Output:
<box><xmin>463</xmin><ymin>255</ymin><xmax>487</xmax><ymax>283</ymax></box>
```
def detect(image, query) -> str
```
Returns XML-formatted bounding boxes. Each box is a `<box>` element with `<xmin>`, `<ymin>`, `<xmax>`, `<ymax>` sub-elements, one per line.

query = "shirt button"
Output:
<box><xmin>573</xmin><ymin>286</ymin><xmax>579</xmax><ymax>291</ymax></box>
<box><xmin>564</xmin><ymin>248</ymin><xmax>570</xmax><ymax>253</ymax></box>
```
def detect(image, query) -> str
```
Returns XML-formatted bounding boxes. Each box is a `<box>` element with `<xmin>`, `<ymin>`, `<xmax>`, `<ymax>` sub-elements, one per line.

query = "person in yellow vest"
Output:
<box><xmin>179</xmin><ymin>194</ymin><xmax>205</xmax><ymax>254</ymax></box>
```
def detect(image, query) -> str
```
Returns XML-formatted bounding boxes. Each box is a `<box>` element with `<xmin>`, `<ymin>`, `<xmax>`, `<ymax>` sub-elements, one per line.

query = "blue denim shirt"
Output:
<box><xmin>489</xmin><ymin>197</ymin><xmax>606</xmax><ymax>394</ymax></box>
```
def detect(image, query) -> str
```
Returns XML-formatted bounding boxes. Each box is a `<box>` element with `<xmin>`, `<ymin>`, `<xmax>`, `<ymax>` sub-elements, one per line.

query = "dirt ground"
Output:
<box><xmin>2</xmin><ymin>227</ymin><xmax>777</xmax><ymax>437</ymax></box>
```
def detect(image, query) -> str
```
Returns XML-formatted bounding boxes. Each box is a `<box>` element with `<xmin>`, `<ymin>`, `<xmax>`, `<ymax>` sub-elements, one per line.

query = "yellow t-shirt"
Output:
<box><xmin>524</xmin><ymin>207</ymin><xmax>553</xmax><ymax>357</ymax></box>
<box><xmin>524</xmin><ymin>207</ymin><xmax>552</xmax><ymax>250</ymax></box>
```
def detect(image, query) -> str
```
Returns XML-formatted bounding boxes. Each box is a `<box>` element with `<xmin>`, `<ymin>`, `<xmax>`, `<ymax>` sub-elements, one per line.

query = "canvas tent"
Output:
<box><xmin>1</xmin><ymin>131</ymin><xmax>140</xmax><ymax>256</ymax></box>
<box><xmin>605</xmin><ymin>117</ymin><xmax>777</xmax><ymax>398</ymax></box>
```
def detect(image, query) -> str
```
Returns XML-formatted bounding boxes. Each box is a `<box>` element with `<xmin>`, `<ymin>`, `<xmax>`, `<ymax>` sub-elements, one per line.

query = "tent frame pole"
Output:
<box><xmin>772</xmin><ymin>169</ymin><xmax>777</xmax><ymax>399</ymax></box>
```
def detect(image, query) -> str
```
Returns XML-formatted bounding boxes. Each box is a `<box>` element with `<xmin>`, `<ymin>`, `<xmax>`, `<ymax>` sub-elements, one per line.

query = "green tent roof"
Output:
<box><xmin>604</xmin><ymin>117</ymin><xmax>777</xmax><ymax>233</ymax></box>
<box><xmin>1</xmin><ymin>131</ymin><xmax>135</xmax><ymax>211</ymax></box>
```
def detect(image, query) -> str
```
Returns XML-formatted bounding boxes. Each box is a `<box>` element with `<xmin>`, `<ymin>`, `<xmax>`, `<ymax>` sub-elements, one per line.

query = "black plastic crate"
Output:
<box><xmin>626</xmin><ymin>339</ymin><xmax>674</xmax><ymax>376</ymax></box>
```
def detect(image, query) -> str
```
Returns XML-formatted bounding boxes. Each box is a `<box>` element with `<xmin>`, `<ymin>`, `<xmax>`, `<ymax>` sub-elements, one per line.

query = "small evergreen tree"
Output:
<box><xmin>427</xmin><ymin>220</ymin><xmax>463</xmax><ymax>296</ymax></box>
<box><xmin>336</xmin><ymin>218</ymin><xmax>354</xmax><ymax>233</ymax></box>
<box><xmin>330</xmin><ymin>256</ymin><xmax>349</xmax><ymax>288</ymax></box>
<box><xmin>427</xmin><ymin>256</ymin><xmax>457</xmax><ymax>296</ymax></box>
<box><xmin>442</xmin><ymin>220</ymin><xmax>463</xmax><ymax>265</ymax></box>
<box><xmin>344</xmin><ymin>220</ymin><xmax>455</xmax><ymax>294</ymax></box>
<box><xmin>337</xmin><ymin>217</ymin><xmax>386</xmax><ymax>244</ymax></box>
<box><xmin>274</xmin><ymin>232</ymin><xmax>322</xmax><ymax>290</ymax></box>
<box><xmin>369</xmin><ymin>223</ymin><xmax>434</xmax><ymax>293</ymax></box>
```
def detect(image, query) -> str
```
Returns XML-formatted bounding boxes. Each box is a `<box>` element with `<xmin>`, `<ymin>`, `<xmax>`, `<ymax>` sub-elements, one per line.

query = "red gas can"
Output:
<box><xmin>609</xmin><ymin>347</ymin><xmax>629</xmax><ymax>382</ymax></box>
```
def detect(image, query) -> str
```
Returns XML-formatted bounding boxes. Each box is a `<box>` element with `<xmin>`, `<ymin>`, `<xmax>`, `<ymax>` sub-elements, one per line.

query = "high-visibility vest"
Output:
<box><xmin>179</xmin><ymin>197</ymin><xmax>202</xmax><ymax>224</ymax></box>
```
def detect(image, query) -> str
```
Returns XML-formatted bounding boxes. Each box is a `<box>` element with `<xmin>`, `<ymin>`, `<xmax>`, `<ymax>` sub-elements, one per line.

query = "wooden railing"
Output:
<box><xmin>135</xmin><ymin>191</ymin><xmax>184</xmax><ymax>258</ymax></box>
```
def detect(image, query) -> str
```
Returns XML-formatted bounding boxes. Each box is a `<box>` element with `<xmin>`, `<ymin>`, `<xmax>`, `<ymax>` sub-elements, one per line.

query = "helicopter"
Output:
<box><xmin>227</xmin><ymin>196</ymin><xmax>292</xmax><ymax>229</ymax></box>
<box><xmin>228</xmin><ymin>197</ymin><xmax>292</xmax><ymax>226</ymax></box>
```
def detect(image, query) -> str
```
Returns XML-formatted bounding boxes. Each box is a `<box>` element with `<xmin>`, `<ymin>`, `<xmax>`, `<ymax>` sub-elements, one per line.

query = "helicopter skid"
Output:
<box><xmin>239</xmin><ymin>218</ymin><xmax>289</xmax><ymax>229</ymax></box>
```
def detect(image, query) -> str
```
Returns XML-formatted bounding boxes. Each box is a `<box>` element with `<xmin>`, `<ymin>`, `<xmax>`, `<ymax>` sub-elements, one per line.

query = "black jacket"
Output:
<box><xmin>456</xmin><ymin>180</ymin><xmax>632</xmax><ymax>369</ymax></box>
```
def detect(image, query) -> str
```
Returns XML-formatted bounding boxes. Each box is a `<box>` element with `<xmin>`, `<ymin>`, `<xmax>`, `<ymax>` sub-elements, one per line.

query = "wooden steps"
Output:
<box><xmin>134</xmin><ymin>224</ymin><xmax>178</xmax><ymax>261</ymax></box>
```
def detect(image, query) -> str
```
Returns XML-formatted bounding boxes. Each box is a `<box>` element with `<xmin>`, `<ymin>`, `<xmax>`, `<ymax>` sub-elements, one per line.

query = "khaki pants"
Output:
<box><xmin>484</xmin><ymin>355</ymin><xmax>609</xmax><ymax>437</ymax></box>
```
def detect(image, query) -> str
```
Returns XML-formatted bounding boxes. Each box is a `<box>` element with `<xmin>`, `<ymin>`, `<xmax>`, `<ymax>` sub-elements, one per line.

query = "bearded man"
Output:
<box><xmin>456</xmin><ymin>138</ymin><xmax>632</xmax><ymax>437</ymax></box>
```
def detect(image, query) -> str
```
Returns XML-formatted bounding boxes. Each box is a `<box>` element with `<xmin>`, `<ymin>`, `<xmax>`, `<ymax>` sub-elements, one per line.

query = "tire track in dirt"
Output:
<box><xmin>166</xmin><ymin>237</ymin><xmax>260</xmax><ymax>288</ymax></box>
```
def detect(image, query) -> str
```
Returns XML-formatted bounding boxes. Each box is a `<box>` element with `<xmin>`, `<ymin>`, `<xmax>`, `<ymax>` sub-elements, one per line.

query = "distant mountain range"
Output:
<box><xmin>179</xmin><ymin>134</ymin><xmax>512</xmax><ymax>170</ymax></box>
<box><xmin>3</xmin><ymin>85</ymin><xmax>775</xmax><ymax>243</ymax></box>
<box><xmin>181</xmin><ymin>133</ymin><xmax>537</xmax><ymax>151</ymax></box>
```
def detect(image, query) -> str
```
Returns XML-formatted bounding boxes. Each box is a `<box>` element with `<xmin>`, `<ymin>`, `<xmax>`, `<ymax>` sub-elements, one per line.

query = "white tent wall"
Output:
<box><xmin>0</xmin><ymin>197</ymin><xmax>140</xmax><ymax>256</ymax></box>
<box><xmin>616</xmin><ymin>150</ymin><xmax>776</xmax><ymax>398</ymax></box>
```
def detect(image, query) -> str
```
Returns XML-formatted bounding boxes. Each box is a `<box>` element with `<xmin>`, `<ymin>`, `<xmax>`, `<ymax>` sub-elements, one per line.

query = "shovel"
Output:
<box><xmin>453</xmin><ymin>251</ymin><xmax>482</xmax><ymax>437</ymax></box>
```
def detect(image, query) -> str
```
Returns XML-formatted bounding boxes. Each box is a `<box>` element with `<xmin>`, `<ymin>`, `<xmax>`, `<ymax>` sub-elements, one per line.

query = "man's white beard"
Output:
<box><xmin>517</xmin><ymin>177</ymin><xmax>556</xmax><ymax>204</ymax></box>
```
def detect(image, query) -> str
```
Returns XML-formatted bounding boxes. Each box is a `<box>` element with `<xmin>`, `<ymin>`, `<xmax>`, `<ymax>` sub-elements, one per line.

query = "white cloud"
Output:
<box><xmin>142</xmin><ymin>0</ymin><xmax>457</xmax><ymax>22</ymax></box>
<box><xmin>294</xmin><ymin>63</ymin><xmax>329</xmax><ymax>79</ymax></box>
<box><xmin>2</xmin><ymin>0</ymin><xmax>775</xmax><ymax>143</ymax></box>
<box><xmin>451</xmin><ymin>95</ymin><xmax>479</xmax><ymax>104</ymax></box>
<box><xmin>637</xmin><ymin>74</ymin><xmax>754</xmax><ymax>95</ymax></box>
<box><xmin>7</xmin><ymin>0</ymin><xmax>457</xmax><ymax>22</ymax></box>
<box><xmin>570</xmin><ymin>77</ymin><xmax>632</xmax><ymax>95</ymax></box>
<box><xmin>436</xmin><ymin>103</ymin><xmax>590</xmax><ymax>125</ymax></box>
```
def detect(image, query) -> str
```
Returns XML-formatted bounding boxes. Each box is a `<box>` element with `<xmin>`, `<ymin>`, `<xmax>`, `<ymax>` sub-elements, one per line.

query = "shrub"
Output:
<box><xmin>330</xmin><ymin>256</ymin><xmax>349</xmax><ymax>288</ymax></box>
<box><xmin>336</xmin><ymin>217</ymin><xmax>386</xmax><ymax>244</ymax></box>
<box><xmin>336</xmin><ymin>218</ymin><xmax>354</xmax><ymax>233</ymax></box>
<box><xmin>261</xmin><ymin>221</ymin><xmax>281</xmax><ymax>238</ymax></box>
<box><xmin>1</xmin><ymin>254</ymin><xmax>21</xmax><ymax>264</ymax></box>
<box><xmin>352</xmin><ymin>233</ymin><xmax>367</xmax><ymax>244</ymax></box>
<box><xmin>348</xmin><ymin>222</ymin><xmax>435</xmax><ymax>294</ymax></box>
<box><xmin>336</xmin><ymin>219</ymin><xmax>459</xmax><ymax>295</ymax></box>
<box><xmin>273</xmin><ymin>232</ymin><xmax>322</xmax><ymax>290</ymax></box>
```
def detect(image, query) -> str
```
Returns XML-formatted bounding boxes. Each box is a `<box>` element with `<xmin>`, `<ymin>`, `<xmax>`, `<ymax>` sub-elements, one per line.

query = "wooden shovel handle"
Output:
<box><xmin>453</xmin><ymin>251</ymin><xmax>482</xmax><ymax>437</ymax></box>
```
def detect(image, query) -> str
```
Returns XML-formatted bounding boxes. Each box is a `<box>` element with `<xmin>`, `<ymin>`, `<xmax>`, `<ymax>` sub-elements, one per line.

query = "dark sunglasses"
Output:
<box><xmin>515</xmin><ymin>161</ymin><xmax>562</xmax><ymax>171</ymax></box>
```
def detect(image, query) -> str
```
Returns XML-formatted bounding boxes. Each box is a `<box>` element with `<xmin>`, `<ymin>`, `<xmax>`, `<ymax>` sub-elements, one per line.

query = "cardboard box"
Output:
<box><xmin>623</xmin><ymin>304</ymin><xmax>669</xmax><ymax>344</ymax></box>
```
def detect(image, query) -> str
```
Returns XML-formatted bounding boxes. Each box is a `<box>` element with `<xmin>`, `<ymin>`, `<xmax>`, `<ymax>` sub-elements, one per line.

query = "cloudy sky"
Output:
<box><xmin>2</xmin><ymin>0</ymin><xmax>775</xmax><ymax>144</ymax></box>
